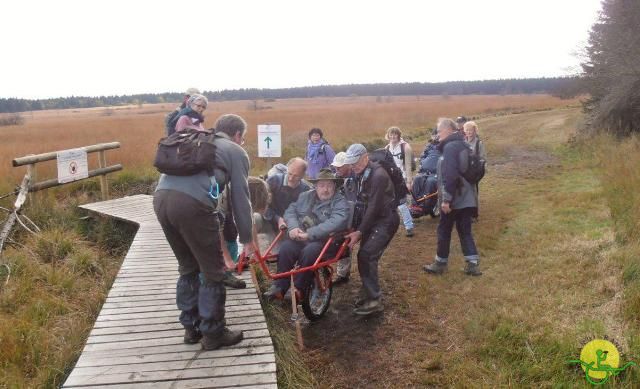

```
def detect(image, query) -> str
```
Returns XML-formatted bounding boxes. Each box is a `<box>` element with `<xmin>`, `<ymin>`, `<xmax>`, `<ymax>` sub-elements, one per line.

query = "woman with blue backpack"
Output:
<box><xmin>305</xmin><ymin>128</ymin><xmax>336</xmax><ymax>179</ymax></box>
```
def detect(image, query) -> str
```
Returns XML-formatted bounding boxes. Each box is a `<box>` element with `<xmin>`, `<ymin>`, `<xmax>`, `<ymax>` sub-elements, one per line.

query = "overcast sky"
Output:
<box><xmin>1</xmin><ymin>0</ymin><xmax>603</xmax><ymax>99</ymax></box>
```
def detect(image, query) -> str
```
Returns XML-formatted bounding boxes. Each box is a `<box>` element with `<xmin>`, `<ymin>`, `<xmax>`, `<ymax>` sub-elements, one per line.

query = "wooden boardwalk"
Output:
<box><xmin>63</xmin><ymin>194</ymin><xmax>277</xmax><ymax>388</ymax></box>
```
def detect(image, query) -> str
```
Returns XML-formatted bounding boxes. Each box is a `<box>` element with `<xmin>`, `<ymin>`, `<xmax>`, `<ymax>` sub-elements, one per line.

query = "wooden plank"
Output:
<box><xmin>88</xmin><ymin>322</ymin><xmax>268</xmax><ymax>342</ymax></box>
<box><xmin>89</xmin><ymin>316</ymin><xmax>267</xmax><ymax>336</ymax></box>
<box><xmin>64</xmin><ymin>362</ymin><xmax>276</xmax><ymax>387</ymax></box>
<box><xmin>77</xmin><ymin>337</ymin><xmax>273</xmax><ymax>359</ymax></box>
<box><xmin>102</xmin><ymin>297</ymin><xmax>258</xmax><ymax>310</ymax></box>
<box><xmin>93</xmin><ymin>309</ymin><xmax>266</xmax><ymax>328</ymax></box>
<box><xmin>75</xmin><ymin>345</ymin><xmax>275</xmax><ymax>367</ymax></box>
<box><xmin>82</xmin><ymin>329</ymin><xmax>270</xmax><ymax>352</ymax></box>
<box><xmin>69</xmin><ymin>353</ymin><xmax>276</xmax><ymax>377</ymax></box>
<box><xmin>64</xmin><ymin>372</ymin><xmax>277</xmax><ymax>388</ymax></box>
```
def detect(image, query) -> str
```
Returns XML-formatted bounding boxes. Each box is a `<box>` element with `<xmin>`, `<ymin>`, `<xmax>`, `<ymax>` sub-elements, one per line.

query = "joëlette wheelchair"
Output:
<box><xmin>236</xmin><ymin>226</ymin><xmax>352</xmax><ymax>321</ymax></box>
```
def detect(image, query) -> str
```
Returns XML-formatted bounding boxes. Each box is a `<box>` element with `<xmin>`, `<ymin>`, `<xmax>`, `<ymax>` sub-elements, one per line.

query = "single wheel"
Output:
<box><xmin>301</xmin><ymin>267</ymin><xmax>332</xmax><ymax>321</ymax></box>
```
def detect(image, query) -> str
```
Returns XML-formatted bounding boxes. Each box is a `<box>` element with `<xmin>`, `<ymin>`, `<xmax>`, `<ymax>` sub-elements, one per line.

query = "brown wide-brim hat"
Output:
<box><xmin>308</xmin><ymin>168</ymin><xmax>344</xmax><ymax>187</ymax></box>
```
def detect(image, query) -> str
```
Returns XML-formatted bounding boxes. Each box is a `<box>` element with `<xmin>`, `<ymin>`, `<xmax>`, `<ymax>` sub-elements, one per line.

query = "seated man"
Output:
<box><xmin>254</xmin><ymin>158</ymin><xmax>311</xmax><ymax>238</ymax></box>
<box><xmin>263</xmin><ymin>169</ymin><xmax>350</xmax><ymax>300</ymax></box>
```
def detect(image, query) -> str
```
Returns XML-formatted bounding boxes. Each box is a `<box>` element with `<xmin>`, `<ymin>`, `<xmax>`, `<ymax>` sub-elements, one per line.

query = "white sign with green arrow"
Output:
<box><xmin>257</xmin><ymin>124</ymin><xmax>282</xmax><ymax>157</ymax></box>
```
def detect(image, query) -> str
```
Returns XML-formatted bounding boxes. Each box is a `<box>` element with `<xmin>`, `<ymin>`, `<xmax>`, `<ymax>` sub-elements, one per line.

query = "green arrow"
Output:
<box><xmin>264</xmin><ymin>136</ymin><xmax>272</xmax><ymax>148</ymax></box>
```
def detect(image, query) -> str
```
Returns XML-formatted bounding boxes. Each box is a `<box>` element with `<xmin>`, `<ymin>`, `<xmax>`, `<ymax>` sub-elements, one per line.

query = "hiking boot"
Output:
<box><xmin>263</xmin><ymin>285</ymin><xmax>283</xmax><ymax>302</ymax></box>
<box><xmin>464</xmin><ymin>262</ymin><xmax>483</xmax><ymax>276</ymax></box>
<box><xmin>222</xmin><ymin>271</ymin><xmax>246</xmax><ymax>289</ymax></box>
<box><xmin>354</xmin><ymin>296</ymin><xmax>367</xmax><ymax>307</ymax></box>
<box><xmin>423</xmin><ymin>261</ymin><xmax>448</xmax><ymax>275</ymax></box>
<box><xmin>201</xmin><ymin>328</ymin><xmax>243</xmax><ymax>350</ymax></box>
<box><xmin>353</xmin><ymin>298</ymin><xmax>384</xmax><ymax>316</ymax></box>
<box><xmin>333</xmin><ymin>274</ymin><xmax>350</xmax><ymax>285</ymax></box>
<box><xmin>183</xmin><ymin>326</ymin><xmax>202</xmax><ymax>344</ymax></box>
<box><xmin>406</xmin><ymin>228</ymin><xmax>414</xmax><ymax>237</ymax></box>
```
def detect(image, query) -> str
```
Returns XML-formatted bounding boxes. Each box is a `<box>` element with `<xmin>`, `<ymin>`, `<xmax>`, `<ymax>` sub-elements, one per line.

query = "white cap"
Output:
<box><xmin>331</xmin><ymin>152</ymin><xmax>348</xmax><ymax>167</ymax></box>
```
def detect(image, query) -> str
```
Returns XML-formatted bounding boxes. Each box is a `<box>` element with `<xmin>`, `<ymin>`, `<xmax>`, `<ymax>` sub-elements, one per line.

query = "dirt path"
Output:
<box><xmin>287</xmin><ymin>108</ymin><xmax>623</xmax><ymax>387</ymax></box>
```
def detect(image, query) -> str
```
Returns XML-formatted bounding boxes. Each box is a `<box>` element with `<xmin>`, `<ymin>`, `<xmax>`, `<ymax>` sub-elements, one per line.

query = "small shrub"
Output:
<box><xmin>0</xmin><ymin>113</ymin><xmax>25</xmax><ymax>126</ymax></box>
<box><xmin>32</xmin><ymin>229</ymin><xmax>77</xmax><ymax>263</ymax></box>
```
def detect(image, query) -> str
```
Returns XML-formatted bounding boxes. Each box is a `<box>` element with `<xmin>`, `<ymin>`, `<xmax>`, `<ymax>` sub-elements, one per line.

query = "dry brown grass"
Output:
<box><xmin>0</xmin><ymin>95</ymin><xmax>579</xmax><ymax>189</ymax></box>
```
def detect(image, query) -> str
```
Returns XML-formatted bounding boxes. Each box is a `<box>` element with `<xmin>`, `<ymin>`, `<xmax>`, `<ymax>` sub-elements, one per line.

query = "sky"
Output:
<box><xmin>0</xmin><ymin>0</ymin><xmax>603</xmax><ymax>99</ymax></box>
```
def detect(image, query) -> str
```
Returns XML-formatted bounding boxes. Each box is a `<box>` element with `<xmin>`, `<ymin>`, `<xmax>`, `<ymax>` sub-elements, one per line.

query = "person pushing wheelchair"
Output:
<box><xmin>263</xmin><ymin>169</ymin><xmax>350</xmax><ymax>301</ymax></box>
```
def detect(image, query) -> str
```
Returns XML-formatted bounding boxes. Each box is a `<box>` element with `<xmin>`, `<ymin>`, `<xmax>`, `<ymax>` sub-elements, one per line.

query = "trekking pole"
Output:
<box><xmin>415</xmin><ymin>191</ymin><xmax>438</xmax><ymax>203</ymax></box>
<box><xmin>290</xmin><ymin>272</ymin><xmax>304</xmax><ymax>351</ymax></box>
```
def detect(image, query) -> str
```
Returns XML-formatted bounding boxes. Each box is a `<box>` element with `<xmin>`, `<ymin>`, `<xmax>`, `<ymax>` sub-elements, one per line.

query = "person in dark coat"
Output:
<box><xmin>423</xmin><ymin>118</ymin><xmax>481</xmax><ymax>276</ymax></box>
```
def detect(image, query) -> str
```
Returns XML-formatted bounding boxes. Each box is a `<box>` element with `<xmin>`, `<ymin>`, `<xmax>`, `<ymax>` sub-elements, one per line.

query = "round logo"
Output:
<box><xmin>579</xmin><ymin>339</ymin><xmax>620</xmax><ymax>381</ymax></box>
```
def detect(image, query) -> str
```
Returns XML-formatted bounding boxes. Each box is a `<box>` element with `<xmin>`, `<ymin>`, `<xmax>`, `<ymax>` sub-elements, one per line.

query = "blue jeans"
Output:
<box><xmin>397</xmin><ymin>202</ymin><xmax>414</xmax><ymax>230</ymax></box>
<box><xmin>436</xmin><ymin>207</ymin><xmax>479</xmax><ymax>264</ymax></box>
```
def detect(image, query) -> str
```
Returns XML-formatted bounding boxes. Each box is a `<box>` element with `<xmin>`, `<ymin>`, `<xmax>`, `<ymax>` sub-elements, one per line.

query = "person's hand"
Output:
<box><xmin>297</xmin><ymin>232</ymin><xmax>309</xmax><ymax>241</ymax></box>
<box><xmin>277</xmin><ymin>217</ymin><xmax>287</xmax><ymax>230</ymax></box>
<box><xmin>289</xmin><ymin>228</ymin><xmax>302</xmax><ymax>240</ymax></box>
<box><xmin>406</xmin><ymin>182</ymin><xmax>412</xmax><ymax>191</ymax></box>
<box><xmin>441</xmin><ymin>202</ymin><xmax>451</xmax><ymax>214</ymax></box>
<box><xmin>345</xmin><ymin>230</ymin><xmax>362</xmax><ymax>248</ymax></box>
<box><xmin>242</xmin><ymin>241</ymin><xmax>256</xmax><ymax>257</ymax></box>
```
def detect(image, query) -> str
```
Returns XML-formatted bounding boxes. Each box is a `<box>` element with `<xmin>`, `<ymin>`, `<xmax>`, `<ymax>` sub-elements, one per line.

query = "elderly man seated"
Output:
<box><xmin>263</xmin><ymin>169</ymin><xmax>350</xmax><ymax>301</ymax></box>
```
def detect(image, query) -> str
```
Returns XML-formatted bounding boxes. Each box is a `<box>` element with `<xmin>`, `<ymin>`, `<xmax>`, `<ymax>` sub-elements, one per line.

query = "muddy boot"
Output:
<box><xmin>423</xmin><ymin>261</ymin><xmax>448</xmax><ymax>275</ymax></box>
<box><xmin>353</xmin><ymin>298</ymin><xmax>384</xmax><ymax>316</ymax></box>
<box><xmin>464</xmin><ymin>262</ymin><xmax>482</xmax><ymax>276</ymax></box>
<box><xmin>201</xmin><ymin>328</ymin><xmax>244</xmax><ymax>350</ymax></box>
<box><xmin>183</xmin><ymin>326</ymin><xmax>202</xmax><ymax>344</ymax></box>
<box><xmin>222</xmin><ymin>271</ymin><xmax>246</xmax><ymax>289</ymax></box>
<box><xmin>263</xmin><ymin>285</ymin><xmax>284</xmax><ymax>302</ymax></box>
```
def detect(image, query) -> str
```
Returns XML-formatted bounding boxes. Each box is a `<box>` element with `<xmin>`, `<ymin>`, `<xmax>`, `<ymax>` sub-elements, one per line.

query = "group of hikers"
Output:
<box><xmin>153</xmin><ymin>88</ymin><xmax>486</xmax><ymax>351</ymax></box>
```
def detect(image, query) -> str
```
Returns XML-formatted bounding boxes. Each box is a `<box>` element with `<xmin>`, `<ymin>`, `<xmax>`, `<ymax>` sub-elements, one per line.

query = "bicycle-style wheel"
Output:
<box><xmin>301</xmin><ymin>267</ymin><xmax>332</xmax><ymax>321</ymax></box>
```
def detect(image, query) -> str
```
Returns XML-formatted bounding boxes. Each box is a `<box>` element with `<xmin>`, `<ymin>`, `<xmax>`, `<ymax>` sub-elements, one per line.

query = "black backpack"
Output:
<box><xmin>368</xmin><ymin>148</ymin><xmax>409</xmax><ymax>207</ymax></box>
<box><xmin>153</xmin><ymin>129</ymin><xmax>218</xmax><ymax>176</ymax></box>
<box><xmin>164</xmin><ymin>109</ymin><xmax>181</xmax><ymax>136</ymax></box>
<box><xmin>459</xmin><ymin>145</ymin><xmax>486</xmax><ymax>184</ymax></box>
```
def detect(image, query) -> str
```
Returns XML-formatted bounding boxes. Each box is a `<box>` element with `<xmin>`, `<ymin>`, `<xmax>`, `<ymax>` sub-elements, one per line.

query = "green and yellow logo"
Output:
<box><xmin>568</xmin><ymin>339</ymin><xmax>637</xmax><ymax>385</ymax></box>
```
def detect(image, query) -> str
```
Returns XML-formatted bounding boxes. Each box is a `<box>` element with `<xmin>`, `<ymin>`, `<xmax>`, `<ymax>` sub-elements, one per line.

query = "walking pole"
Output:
<box><xmin>290</xmin><ymin>273</ymin><xmax>304</xmax><ymax>351</ymax></box>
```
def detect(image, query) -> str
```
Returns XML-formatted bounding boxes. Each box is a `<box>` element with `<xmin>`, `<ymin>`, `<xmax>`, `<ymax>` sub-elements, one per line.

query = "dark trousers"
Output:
<box><xmin>436</xmin><ymin>207</ymin><xmax>479</xmax><ymax>263</ymax></box>
<box><xmin>274</xmin><ymin>239</ymin><xmax>333</xmax><ymax>293</ymax></box>
<box><xmin>153</xmin><ymin>190</ymin><xmax>226</xmax><ymax>335</ymax></box>
<box><xmin>358</xmin><ymin>213</ymin><xmax>399</xmax><ymax>300</ymax></box>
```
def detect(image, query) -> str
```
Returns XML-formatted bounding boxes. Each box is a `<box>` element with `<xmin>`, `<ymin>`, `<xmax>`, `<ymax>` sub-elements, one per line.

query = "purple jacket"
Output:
<box><xmin>305</xmin><ymin>140</ymin><xmax>335</xmax><ymax>179</ymax></box>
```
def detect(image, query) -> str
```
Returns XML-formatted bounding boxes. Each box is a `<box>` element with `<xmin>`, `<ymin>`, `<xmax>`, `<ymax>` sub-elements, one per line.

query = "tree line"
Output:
<box><xmin>0</xmin><ymin>77</ymin><xmax>578</xmax><ymax>114</ymax></box>
<box><xmin>581</xmin><ymin>0</ymin><xmax>640</xmax><ymax>136</ymax></box>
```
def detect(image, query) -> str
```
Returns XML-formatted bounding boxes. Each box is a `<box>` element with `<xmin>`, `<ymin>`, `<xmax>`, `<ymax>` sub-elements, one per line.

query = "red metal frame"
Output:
<box><xmin>236</xmin><ymin>229</ymin><xmax>351</xmax><ymax>283</ymax></box>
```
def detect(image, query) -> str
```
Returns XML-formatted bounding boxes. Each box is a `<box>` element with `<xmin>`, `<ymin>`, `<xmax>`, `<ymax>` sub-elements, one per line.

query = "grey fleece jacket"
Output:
<box><xmin>155</xmin><ymin>132</ymin><xmax>253</xmax><ymax>243</ymax></box>
<box><xmin>284</xmin><ymin>190</ymin><xmax>350</xmax><ymax>241</ymax></box>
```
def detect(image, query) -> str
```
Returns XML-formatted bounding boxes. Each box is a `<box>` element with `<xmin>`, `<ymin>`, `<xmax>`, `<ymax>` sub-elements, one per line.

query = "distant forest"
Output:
<box><xmin>0</xmin><ymin>77</ymin><xmax>580</xmax><ymax>114</ymax></box>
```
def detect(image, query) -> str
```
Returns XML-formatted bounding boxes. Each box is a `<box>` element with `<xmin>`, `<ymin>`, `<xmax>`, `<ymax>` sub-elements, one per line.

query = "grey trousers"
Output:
<box><xmin>357</xmin><ymin>213</ymin><xmax>399</xmax><ymax>300</ymax></box>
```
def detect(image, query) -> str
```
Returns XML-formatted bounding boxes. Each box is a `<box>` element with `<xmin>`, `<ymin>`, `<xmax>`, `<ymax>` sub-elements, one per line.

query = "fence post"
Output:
<box><xmin>98</xmin><ymin>150</ymin><xmax>109</xmax><ymax>200</ymax></box>
<box><xmin>27</xmin><ymin>160</ymin><xmax>37</xmax><ymax>203</ymax></box>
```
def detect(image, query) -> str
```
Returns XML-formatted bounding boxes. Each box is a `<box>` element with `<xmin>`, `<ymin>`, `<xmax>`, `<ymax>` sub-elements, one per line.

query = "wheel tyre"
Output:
<box><xmin>301</xmin><ymin>267</ymin><xmax>332</xmax><ymax>321</ymax></box>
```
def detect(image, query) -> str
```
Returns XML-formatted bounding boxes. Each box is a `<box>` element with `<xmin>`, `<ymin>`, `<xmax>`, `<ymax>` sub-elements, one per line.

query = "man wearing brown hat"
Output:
<box><xmin>263</xmin><ymin>169</ymin><xmax>350</xmax><ymax>301</ymax></box>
